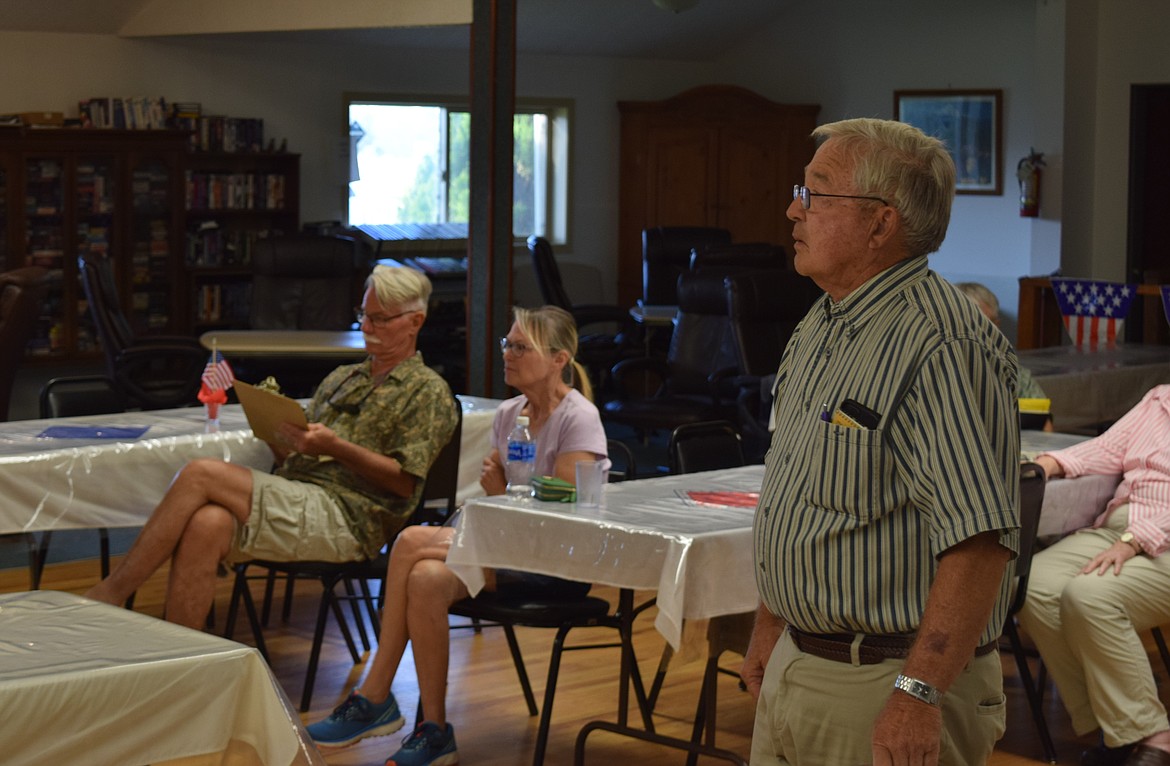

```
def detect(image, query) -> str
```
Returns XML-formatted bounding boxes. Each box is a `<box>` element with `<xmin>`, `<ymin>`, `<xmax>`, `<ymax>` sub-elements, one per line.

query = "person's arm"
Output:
<box><xmin>1033</xmin><ymin>454</ymin><xmax>1063</xmax><ymax>480</ymax></box>
<box><xmin>552</xmin><ymin>449</ymin><xmax>599</xmax><ymax>485</ymax></box>
<box><xmin>870</xmin><ymin>531</ymin><xmax>1012</xmax><ymax>765</ymax></box>
<box><xmin>480</xmin><ymin>448</ymin><xmax>506</xmax><ymax>495</ymax></box>
<box><xmin>275</xmin><ymin>421</ymin><xmax>417</xmax><ymax>498</ymax></box>
<box><xmin>741</xmin><ymin>602</ymin><xmax>786</xmax><ymax>700</ymax></box>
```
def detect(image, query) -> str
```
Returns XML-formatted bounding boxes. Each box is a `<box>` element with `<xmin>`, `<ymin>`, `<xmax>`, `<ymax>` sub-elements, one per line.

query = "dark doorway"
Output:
<box><xmin>1126</xmin><ymin>83</ymin><xmax>1170</xmax><ymax>344</ymax></box>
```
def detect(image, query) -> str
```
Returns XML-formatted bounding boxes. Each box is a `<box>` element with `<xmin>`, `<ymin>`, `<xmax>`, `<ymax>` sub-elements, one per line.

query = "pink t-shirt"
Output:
<box><xmin>491</xmin><ymin>389</ymin><xmax>610</xmax><ymax>477</ymax></box>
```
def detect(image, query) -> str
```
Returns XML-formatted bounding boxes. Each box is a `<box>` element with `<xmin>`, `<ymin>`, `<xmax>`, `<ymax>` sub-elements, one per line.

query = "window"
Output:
<box><xmin>346</xmin><ymin>96</ymin><xmax>570</xmax><ymax>244</ymax></box>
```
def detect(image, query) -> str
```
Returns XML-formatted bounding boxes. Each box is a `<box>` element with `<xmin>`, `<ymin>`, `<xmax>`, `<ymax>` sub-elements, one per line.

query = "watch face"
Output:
<box><xmin>1121</xmin><ymin>532</ymin><xmax>1135</xmax><ymax>543</ymax></box>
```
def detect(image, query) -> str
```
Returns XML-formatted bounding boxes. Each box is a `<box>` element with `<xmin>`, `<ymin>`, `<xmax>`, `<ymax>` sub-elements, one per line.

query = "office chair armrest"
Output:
<box><xmin>706</xmin><ymin>366</ymin><xmax>743</xmax><ymax>405</ymax></box>
<box><xmin>610</xmin><ymin>357</ymin><xmax>671</xmax><ymax>399</ymax></box>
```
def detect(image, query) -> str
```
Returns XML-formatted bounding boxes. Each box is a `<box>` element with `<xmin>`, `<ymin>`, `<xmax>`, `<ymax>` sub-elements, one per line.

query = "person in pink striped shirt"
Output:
<box><xmin>1020</xmin><ymin>384</ymin><xmax>1170</xmax><ymax>766</ymax></box>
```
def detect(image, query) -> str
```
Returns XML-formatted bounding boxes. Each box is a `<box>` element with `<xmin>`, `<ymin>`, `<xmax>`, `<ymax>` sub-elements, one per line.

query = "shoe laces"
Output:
<box><xmin>330</xmin><ymin>692</ymin><xmax>370</xmax><ymax>722</ymax></box>
<box><xmin>399</xmin><ymin>724</ymin><xmax>439</xmax><ymax>751</ymax></box>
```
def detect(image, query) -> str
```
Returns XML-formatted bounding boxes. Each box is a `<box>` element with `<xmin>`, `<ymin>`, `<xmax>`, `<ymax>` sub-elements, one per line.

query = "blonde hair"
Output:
<box><xmin>812</xmin><ymin>118</ymin><xmax>956</xmax><ymax>258</ymax></box>
<box><xmin>366</xmin><ymin>264</ymin><xmax>432</xmax><ymax>315</ymax></box>
<box><xmin>955</xmin><ymin>282</ymin><xmax>999</xmax><ymax>318</ymax></box>
<box><xmin>512</xmin><ymin>305</ymin><xmax>594</xmax><ymax>402</ymax></box>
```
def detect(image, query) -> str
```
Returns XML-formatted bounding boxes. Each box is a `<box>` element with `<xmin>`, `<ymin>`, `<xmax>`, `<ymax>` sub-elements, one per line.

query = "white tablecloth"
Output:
<box><xmin>447</xmin><ymin>465</ymin><xmax>764</xmax><ymax>650</ymax></box>
<box><xmin>0</xmin><ymin>590</ymin><xmax>323</xmax><ymax>766</ymax></box>
<box><xmin>1021</xmin><ymin>344</ymin><xmax>1170</xmax><ymax>432</ymax></box>
<box><xmin>0</xmin><ymin>396</ymin><xmax>499</xmax><ymax>535</ymax></box>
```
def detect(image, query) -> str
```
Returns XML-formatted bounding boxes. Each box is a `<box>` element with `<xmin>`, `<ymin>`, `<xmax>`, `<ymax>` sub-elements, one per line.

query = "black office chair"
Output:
<box><xmin>79</xmin><ymin>252</ymin><xmax>206</xmax><ymax>410</ymax></box>
<box><xmin>224</xmin><ymin>396</ymin><xmax>463</xmax><ymax>712</ymax></box>
<box><xmin>688</xmin><ymin>242</ymin><xmax>789</xmax><ymax>274</ymax></box>
<box><xmin>527</xmin><ymin>235</ymin><xmax>635</xmax><ymax>398</ymax></box>
<box><xmin>31</xmin><ymin>375</ymin><xmax>128</xmax><ymax>590</ymax></box>
<box><xmin>1001</xmin><ymin>461</ymin><xmax>1058</xmax><ymax>765</ymax></box>
<box><xmin>641</xmin><ymin>226</ymin><xmax>731</xmax><ymax>306</ymax></box>
<box><xmin>725</xmin><ymin>269</ymin><xmax>822</xmax><ymax>462</ymax></box>
<box><xmin>243</xmin><ymin>233</ymin><xmax>363</xmax><ymax>397</ymax></box>
<box><xmin>604</xmin><ymin>270</ymin><xmax>742</xmax><ymax>435</ymax></box>
<box><xmin>250</xmin><ymin>233</ymin><xmax>360</xmax><ymax>331</ymax></box>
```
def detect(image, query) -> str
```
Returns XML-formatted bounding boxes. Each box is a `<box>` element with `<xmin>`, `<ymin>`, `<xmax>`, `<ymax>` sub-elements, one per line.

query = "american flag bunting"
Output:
<box><xmin>1050</xmin><ymin>278</ymin><xmax>1136</xmax><ymax>350</ymax></box>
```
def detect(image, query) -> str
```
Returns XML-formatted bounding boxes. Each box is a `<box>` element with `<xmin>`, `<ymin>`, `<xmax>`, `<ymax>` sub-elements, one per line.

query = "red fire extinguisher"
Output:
<box><xmin>1017</xmin><ymin>149</ymin><xmax>1045</xmax><ymax>217</ymax></box>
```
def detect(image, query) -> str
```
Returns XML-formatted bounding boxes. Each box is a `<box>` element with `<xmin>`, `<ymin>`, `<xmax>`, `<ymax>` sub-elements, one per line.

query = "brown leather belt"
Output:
<box><xmin>788</xmin><ymin>627</ymin><xmax>997</xmax><ymax>665</ymax></box>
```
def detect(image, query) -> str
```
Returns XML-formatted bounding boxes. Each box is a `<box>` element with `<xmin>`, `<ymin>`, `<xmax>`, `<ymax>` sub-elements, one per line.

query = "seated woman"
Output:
<box><xmin>306</xmin><ymin>305</ymin><xmax>609</xmax><ymax>766</ymax></box>
<box><xmin>955</xmin><ymin>281</ymin><xmax>1052</xmax><ymax>430</ymax></box>
<box><xmin>1019</xmin><ymin>384</ymin><xmax>1170</xmax><ymax>766</ymax></box>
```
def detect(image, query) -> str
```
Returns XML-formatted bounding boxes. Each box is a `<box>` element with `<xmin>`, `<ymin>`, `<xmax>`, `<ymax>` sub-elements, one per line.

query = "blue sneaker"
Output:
<box><xmin>306</xmin><ymin>691</ymin><xmax>404</xmax><ymax>747</ymax></box>
<box><xmin>385</xmin><ymin>722</ymin><xmax>458</xmax><ymax>766</ymax></box>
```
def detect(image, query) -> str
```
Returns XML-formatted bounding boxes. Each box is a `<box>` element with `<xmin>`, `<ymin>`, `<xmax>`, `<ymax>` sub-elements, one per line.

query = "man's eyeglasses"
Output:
<box><xmin>793</xmin><ymin>184</ymin><xmax>888</xmax><ymax>210</ymax></box>
<box><xmin>355</xmin><ymin>307</ymin><xmax>417</xmax><ymax>328</ymax></box>
<box><xmin>499</xmin><ymin>338</ymin><xmax>534</xmax><ymax>357</ymax></box>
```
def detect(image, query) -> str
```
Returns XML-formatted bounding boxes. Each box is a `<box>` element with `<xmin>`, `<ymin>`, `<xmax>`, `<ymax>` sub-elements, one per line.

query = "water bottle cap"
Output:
<box><xmin>516</xmin><ymin>415</ymin><xmax>529</xmax><ymax>426</ymax></box>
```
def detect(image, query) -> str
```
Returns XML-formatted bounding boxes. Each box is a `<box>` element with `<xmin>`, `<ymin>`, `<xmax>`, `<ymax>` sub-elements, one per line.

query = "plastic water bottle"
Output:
<box><xmin>505</xmin><ymin>415</ymin><xmax>536</xmax><ymax>499</ymax></box>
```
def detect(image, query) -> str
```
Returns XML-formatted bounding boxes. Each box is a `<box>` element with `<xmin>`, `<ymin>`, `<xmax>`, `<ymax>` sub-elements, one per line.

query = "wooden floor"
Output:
<box><xmin>2</xmin><ymin>556</ymin><xmax>1139</xmax><ymax>766</ymax></box>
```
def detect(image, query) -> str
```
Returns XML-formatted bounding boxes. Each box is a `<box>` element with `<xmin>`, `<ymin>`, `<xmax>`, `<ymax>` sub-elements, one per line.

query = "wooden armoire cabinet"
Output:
<box><xmin>617</xmin><ymin>85</ymin><xmax>820</xmax><ymax>306</ymax></box>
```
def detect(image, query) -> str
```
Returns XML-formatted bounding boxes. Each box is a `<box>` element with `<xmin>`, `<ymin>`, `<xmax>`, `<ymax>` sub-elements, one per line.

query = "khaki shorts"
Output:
<box><xmin>225</xmin><ymin>470</ymin><xmax>366</xmax><ymax>565</ymax></box>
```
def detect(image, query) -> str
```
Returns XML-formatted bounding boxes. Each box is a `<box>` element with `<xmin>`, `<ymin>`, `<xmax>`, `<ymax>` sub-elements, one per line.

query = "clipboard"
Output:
<box><xmin>234</xmin><ymin>380</ymin><xmax>309</xmax><ymax>444</ymax></box>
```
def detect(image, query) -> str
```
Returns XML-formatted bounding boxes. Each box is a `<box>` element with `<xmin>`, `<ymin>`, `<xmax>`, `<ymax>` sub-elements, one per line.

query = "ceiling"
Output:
<box><xmin>0</xmin><ymin>0</ymin><xmax>792</xmax><ymax>61</ymax></box>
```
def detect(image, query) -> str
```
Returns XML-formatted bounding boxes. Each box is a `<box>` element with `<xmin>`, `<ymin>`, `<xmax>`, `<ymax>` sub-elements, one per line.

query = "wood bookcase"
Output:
<box><xmin>0</xmin><ymin>127</ymin><xmax>301</xmax><ymax>361</ymax></box>
<box><xmin>617</xmin><ymin>86</ymin><xmax>820</xmax><ymax>307</ymax></box>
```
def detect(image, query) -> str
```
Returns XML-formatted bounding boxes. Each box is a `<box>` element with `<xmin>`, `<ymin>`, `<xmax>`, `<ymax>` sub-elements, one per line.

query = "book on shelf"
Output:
<box><xmin>78</xmin><ymin>96</ymin><xmax>169</xmax><ymax>130</ymax></box>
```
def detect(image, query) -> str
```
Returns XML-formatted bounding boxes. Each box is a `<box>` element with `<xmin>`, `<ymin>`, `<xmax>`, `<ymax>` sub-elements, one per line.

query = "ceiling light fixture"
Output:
<box><xmin>652</xmin><ymin>0</ymin><xmax>700</xmax><ymax>13</ymax></box>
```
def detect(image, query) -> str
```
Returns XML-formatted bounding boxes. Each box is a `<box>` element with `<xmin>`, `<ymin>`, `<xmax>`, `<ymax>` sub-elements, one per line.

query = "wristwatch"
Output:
<box><xmin>1120</xmin><ymin>531</ymin><xmax>1142</xmax><ymax>553</ymax></box>
<box><xmin>893</xmin><ymin>674</ymin><xmax>942</xmax><ymax>706</ymax></box>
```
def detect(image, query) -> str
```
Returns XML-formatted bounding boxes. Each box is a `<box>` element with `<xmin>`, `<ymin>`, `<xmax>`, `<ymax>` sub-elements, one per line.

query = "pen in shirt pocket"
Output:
<box><xmin>823</xmin><ymin>398</ymin><xmax>881</xmax><ymax>429</ymax></box>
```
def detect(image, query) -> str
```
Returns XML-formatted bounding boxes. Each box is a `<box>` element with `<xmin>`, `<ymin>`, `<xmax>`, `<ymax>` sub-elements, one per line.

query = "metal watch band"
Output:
<box><xmin>893</xmin><ymin>674</ymin><xmax>942</xmax><ymax>706</ymax></box>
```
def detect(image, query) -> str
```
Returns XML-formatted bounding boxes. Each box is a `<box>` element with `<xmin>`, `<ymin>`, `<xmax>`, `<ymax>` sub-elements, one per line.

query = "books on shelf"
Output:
<box><xmin>78</xmin><ymin>96</ymin><xmax>169</xmax><ymax>130</ymax></box>
<box><xmin>185</xmin><ymin>171</ymin><xmax>286</xmax><ymax>212</ymax></box>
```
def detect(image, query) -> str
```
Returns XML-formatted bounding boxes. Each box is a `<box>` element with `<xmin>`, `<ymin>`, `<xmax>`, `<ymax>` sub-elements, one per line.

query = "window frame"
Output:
<box><xmin>343</xmin><ymin>92</ymin><xmax>573</xmax><ymax>249</ymax></box>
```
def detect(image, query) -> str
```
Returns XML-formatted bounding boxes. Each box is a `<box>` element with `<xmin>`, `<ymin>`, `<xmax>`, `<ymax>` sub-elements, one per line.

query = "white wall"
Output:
<box><xmin>4</xmin><ymin>1</ymin><xmax>1166</xmax><ymax>320</ymax></box>
<box><xmin>713</xmin><ymin>0</ymin><xmax>1044</xmax><ymax>335</ymax></box>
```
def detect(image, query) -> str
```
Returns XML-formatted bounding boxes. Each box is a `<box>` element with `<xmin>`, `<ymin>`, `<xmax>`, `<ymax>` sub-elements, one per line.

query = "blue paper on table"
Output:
<box><xmin>38</xmin><ymin>425</ymin><xmax>150</xmax><ymax>440</ymax></box>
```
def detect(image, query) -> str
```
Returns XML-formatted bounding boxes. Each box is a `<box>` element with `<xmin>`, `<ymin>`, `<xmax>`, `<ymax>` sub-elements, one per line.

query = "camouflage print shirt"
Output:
<box><xmin>277</xmin><ymin>353</ymin><xmax>457</xmax><ymax>557</ymax></box>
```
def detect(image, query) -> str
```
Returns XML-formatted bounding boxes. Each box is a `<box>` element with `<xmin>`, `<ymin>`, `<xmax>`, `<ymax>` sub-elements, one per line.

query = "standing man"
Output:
<box><xmin>86</xmin><ymin>264</ymin><xmax>458</xmax><ymax>629</ymax></box>
<box><xmin>744</xmin><ymin>118</ymin><xmax>1020</xmax><ymax>766</ymax></box>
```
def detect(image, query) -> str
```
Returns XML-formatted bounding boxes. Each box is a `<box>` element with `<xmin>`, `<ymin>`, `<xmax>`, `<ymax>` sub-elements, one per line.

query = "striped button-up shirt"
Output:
<box><xmin>1044</xmin><ymin>384</ymin><xmax>1170</xmax><ymax>556</ymax></box>
<box><xmin>754</xmin><ymin>256</ymin><xmax>1020</xmax><ymax>646</ymax></box>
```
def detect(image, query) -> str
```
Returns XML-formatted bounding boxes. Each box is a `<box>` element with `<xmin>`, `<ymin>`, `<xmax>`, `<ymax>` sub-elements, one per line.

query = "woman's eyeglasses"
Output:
<box><xmin>499</xmin><ymin>338</ymin><xmax>535</xmax><ymax>357</ymax></box>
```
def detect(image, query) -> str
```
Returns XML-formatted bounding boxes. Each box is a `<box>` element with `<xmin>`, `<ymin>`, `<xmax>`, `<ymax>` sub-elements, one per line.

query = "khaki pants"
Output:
<box><xmin>750</xmin><ymin>631</ymin><xmax>1005</xmax><ymax>766</ymax></box>
<box><xmin>1017</xmin><ymin>505</ymin><xmax>1170</xmax><ymax>747</ymax></box>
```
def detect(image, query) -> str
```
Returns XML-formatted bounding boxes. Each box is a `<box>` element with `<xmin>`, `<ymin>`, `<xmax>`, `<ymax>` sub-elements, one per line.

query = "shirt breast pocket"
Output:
<box><xmin>808</xmin><ymin>424</ymin><xmax>888</xmax><ymax>521</ymax></box>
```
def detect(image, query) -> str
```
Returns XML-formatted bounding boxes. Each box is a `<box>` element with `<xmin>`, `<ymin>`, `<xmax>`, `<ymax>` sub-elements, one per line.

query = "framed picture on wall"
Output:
<box><xmin>894</xmin><ymin>89</ymin><xmax>1003</xmax><ymax>195</ymax></box>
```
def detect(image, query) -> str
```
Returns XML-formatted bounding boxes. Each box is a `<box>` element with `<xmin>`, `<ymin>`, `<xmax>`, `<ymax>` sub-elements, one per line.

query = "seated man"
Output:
<box><xmin>1021</xmin><ymin>384</ymin><xmax>1170</xmax><ymax>766</ymax></box>
<box><xmin>305</xmin><ymin>305</ymin><xmax>609</xmax><ymax>766</ymax></box>
<box><xmin>85</xmin><ymin>264</ymin><xmax>458</xmax><ymax>629</ymax></box>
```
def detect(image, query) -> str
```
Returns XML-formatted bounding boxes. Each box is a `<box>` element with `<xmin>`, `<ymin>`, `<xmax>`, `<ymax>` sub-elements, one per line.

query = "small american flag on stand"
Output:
<box><xmin>1050</xmin><ymin>278</ymin><xmax>1136</xmax><ymax>350</ymax></box>
<box><xmin>201</xmin><ymin>349</ymin><xmax>235</xmax><ymax>391</ymax></box>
